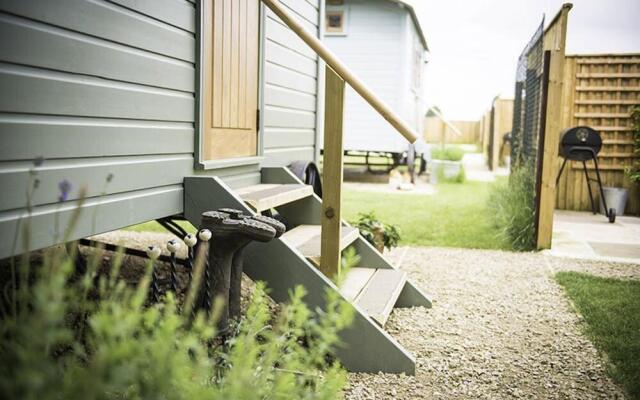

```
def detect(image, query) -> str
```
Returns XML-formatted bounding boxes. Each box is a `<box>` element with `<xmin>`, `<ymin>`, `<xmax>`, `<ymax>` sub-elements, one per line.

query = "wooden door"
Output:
<box><xmin>203</xmin><ymin>0</ymin><xmax>260</xmax><ymax>160</ymax></box>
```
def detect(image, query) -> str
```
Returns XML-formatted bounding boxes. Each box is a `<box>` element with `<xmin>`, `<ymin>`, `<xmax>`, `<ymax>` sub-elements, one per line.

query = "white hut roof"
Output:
<box><xmin>386</xmin><ymin>0</ymin><xmax>429</xmax><ymax>51</ymax></box>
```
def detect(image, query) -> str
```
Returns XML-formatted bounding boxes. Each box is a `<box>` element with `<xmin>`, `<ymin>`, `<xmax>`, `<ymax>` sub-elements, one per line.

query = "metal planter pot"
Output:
<box><xmin>431</xmin><ymin>159</ymin><xmax>462</xmax><ymax>179</ymax></box>
<box><xmin>599</xmin><ymin>186</ymin><xmax>629</xmax><ymax>215</ymax></box>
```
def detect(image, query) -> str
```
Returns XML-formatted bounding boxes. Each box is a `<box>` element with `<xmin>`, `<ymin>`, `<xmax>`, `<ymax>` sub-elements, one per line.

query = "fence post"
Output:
<box><xmin>320</xmin><ymin>66</ymin><xmax>345</xmax><ymax>278</ymax></box>
<box><xmin>536</xmin><ymin>4</ymin><xmax>571</xmax><ymax>249</ymax></box>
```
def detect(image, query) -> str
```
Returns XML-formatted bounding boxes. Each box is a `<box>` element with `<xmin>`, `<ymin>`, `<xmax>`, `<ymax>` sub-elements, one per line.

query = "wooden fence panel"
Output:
<box><xmin>423</xmin><ymin>117</ymin><xmax>481</xmax><ymax>144</ymax></box>
<box><xmin>556</xmin><ymin>54</ymin><xmax>640</xmax><ymax>215</ymax></box>
<box><xmin>490</xmin><ymin>98</ymin><xmax>514</xmax><ymax>170</ymax></box>
<box><xmin>480</xmin><ymin>110</ymin><xmax>491</xmax><ymax>161</ymax></box>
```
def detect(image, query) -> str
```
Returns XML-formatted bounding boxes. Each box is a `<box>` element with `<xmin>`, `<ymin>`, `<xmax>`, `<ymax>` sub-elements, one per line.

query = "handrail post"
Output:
<box><xmin>320</xmin><ymin>66</ymin><xmax>345</xmax><ymax>279</ymax></box>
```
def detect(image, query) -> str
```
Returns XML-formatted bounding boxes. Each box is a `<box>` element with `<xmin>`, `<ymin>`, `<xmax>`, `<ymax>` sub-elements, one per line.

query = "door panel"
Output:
<box><xmin>203</xmin><ymin>0</ymin><xmax>260</xmax><ymax>160</ymax></box>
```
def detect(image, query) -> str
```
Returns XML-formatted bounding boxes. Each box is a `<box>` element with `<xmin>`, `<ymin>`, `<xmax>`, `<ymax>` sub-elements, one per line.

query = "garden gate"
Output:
<box><xmin>510</xmin><ymin>4</ymin><xmax>572</xmax><ymax>249</ymax></box>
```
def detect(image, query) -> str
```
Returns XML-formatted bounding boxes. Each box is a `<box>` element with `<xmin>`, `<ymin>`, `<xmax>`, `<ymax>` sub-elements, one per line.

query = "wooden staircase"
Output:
<box><xmin>280</xmin><ymin>224</ymin><xmax>359</xmax><ymax>267</ymax></box>
<box><xmin>184</xmin><ymin>167</ymin><xmax>432</xmax><ymax>375</ymax></box>
<box><xmin>236</xmin><ymin>183</ymin><xmax>312</xmax><ymax>212</ymax></box>
<box><xmin>341</xmin><ymin>268</ymin><xmax>407</xmax><ymax>326</ymax></box>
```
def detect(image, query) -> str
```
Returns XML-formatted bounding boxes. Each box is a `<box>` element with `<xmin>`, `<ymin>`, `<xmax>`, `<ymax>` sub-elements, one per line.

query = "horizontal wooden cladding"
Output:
<box><xmin>0</xmin><ymin>155</ymin><xmax>195</xmax><ymax>210</ymax></box>
<box><xmin>263</xmin><ymin>128</ymin><xmax>315</xmax><ymax>149</ymax></box>
<box><xmin>604</xmin><ymin>139</ymin><xmax>635</xmax><ymax>145</ymax></box>
<box><xmin>574</xmin><ymin>112</ymin><xmax>631</xmax><ymax>118</ymax></box>
<box><xmin>263</xmin><ymin>105</ymin><xmax>315</xmax><ymax>129</ymax></box>
<box><xmin>570</xmin><ymin>162</ymin><xmax>627</xmax><ymax>171</ymax></box>
<box><xmin>271</xmin><ymin>0</ymin><xmax>318</xmax><ymax>27</ymax></box>
<box><xmin>263</xmin><ymin>146</ymin><xmax>315</xmax><ymax>166</ymax></box>
<box><xmin>575</xmin><ymin>57</ymin><xmax>640</xmax><ymax>65</ymax></box>
<box><xmin>265</xmin><ymin>84</ymin><xmax>316</xmax><ymax>111</ymax></box>
<box><xmin>0</xmin><ymin>63</ymin><xmax>194</xmax><ymax>122</ymax></box>
<box><xmin>575</xmin><ymin>86</ymin><xmax>640</xmax><ymax>92</ymax></box>
<box><xmin>0</xmin><ymin>113</ymin><xmax>194</xmax><ymax>161</ymax></box>
<box><xmin>261</xmin><ymin>0</ymin><xmax>320</xmax><ymax>165</ymax></box>
<box><xmin>592</xmin><ymin>126</ymin><xmax>633</xmax><ymax>131</ymax></box>
<box><xmin>265</xmin><ymin>15</ymin><xmax>317</xmax><ymax>60</ymax></box>
<box><xmin>108</xmin><ymin>0</ymin><xmax>196</xmax><ymax>32</ymax></box>
<box><xmin>265</xmin><ymin>62</ymin><xmax>317</xmax><ymax>94</ymax></box>
<box><xmin>576</xmin><ymin>72</ymin><xmax>640</xmax><ymax>78</ymax></box>
<box><xmin>0</xmin><ymin>0</ymin><xmax>195</xmax><ymax>62</ymax></box>
<box><xmin>596</xmin><ymin>152</ymin><xmax>636</xmax><ymax>158</ymax></box>
<box><xmin>0</xmin><ymin>185</ymin><xmax>184</xmax><ymax>259</ymax></box>
<box><xmin>0</xmin><ymin>13</ymin><xmax>194</xmax><ymax>92</ymax></box>
<box><xmin>575</xmin><ymin>99</ymin><xmax>639</xmax><ymax>105</ymax></box>
<box><xmin>265</xmin><ymin>39</ymin><xmax>317</xmax><ymax>77</ymax></box>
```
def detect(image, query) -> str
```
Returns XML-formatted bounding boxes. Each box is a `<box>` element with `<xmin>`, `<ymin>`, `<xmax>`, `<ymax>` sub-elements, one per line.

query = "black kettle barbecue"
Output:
<box><xmin>555</xmin><ymin>126</ymin><xmax>616</xmax><ymax>223</ymax></box>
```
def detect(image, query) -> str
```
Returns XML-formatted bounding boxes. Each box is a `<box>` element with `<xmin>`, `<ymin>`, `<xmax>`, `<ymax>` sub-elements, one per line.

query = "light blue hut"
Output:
<box><xmin>323</xmin><ymin>0</ymin><xmax>429</xmax><ymax>165</ymax></box>
<box><xmin>0</xmin><ymin>0</ymin><xmax>431</xmax><ymax>374</ymax></box>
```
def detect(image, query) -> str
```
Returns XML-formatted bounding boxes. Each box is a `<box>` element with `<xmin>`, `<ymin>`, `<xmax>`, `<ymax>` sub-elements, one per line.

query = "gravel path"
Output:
<box><xmin>346</xmin><ymin>247</ymin><xmax>637</xmax><ymax>399</ymax></box>
<box><xmin>87</xmin><ymin>232</ymin><xmax>636</xmax><ymax>398</ymax></box>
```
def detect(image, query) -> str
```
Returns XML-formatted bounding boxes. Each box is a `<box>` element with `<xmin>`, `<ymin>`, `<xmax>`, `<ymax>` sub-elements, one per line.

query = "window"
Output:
<box><xmin>325</xmin><ymin>6</ymin><xmax>348</xmax><ymax>35</ymax></box>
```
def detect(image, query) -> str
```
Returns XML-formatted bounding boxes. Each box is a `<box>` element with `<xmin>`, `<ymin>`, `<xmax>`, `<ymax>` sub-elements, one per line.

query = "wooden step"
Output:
<box><xmin>351</xmin><ymin>268</ymin><xmax>407</xmax><ymax>326</ymax></box>
<box><xmin>236</xmin><ymin>184</ymin><xmax>313</xmax><ymax>212</ymax></box>
<box><xmin>280</xmin><ymin>224</ymin><xmax>359</xmax><ymax>266</ymax></box>
<box><xmin>340</xmin><ymin>267</ymin><xmax>376</xmax><ymax>301</ymax></box>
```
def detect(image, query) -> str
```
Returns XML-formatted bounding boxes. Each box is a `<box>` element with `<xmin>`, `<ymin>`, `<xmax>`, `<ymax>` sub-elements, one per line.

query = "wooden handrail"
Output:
<box><xmin>261</xmin><ymin>0</ymin><xmax>419</xmax><ymax>144</ymax></box>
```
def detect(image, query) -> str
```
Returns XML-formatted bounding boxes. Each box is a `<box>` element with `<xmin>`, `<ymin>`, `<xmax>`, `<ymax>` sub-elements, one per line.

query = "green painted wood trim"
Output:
<box><xmin>182</xmin><ymin>175</ymin><xmax>417</xmax><ymax>374</ymax></box>
<box><xmin>0</xmin><ymin>155</ymin><xmax>194</xmax><ymax>210</ymax></box>
<box><xmin>0</xmin><ymin>0</ymin><xmax>195</xmax><ymax>62</ymax></box>
<box><xmin>0</xmin><ymin>13</ymin><xmax>194</xmax><ymax>92</ymax></box>
<box><xmin>0</xmin><ymin>64</ymin><xmax>194</xmax><ymax>122</ymax></box>
<box><xmin>0</xmin><ymin>185</ymin><xmax>183</xmax><ymax>259</ymax></box>
<box><xmin>261</xmin><ymin>167</ymin><xmax>432</xmax><ymax>309</ymax></box>
<box><xmin>108</xmin><ymin>0</ymin><xmax>196</xmax><ymax>32</ymax></box>
<box><xmin>0</xmin><ymin>115</ymin><xmax>193</xmax><ymax>161</ymax></box>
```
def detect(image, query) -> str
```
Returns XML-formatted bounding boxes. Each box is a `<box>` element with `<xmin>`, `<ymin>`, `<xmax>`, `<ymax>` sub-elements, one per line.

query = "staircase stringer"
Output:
<box><xmin>183</xmin><ymin>175</ymin><xmax>416</xmax><ymax>374</ymax></box>
<box><xmin>261</xmin><ymin>167</ymin><xmax>432</xmax><ymax>309</ymax></box>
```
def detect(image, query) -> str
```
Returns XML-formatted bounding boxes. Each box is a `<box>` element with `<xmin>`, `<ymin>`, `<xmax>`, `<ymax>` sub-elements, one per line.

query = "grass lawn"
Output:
<box><xmin>343</xmin><ymin>180</ymin><xmax>507</xmax><ymax>249</ymax></box>
<box><xmin>556</xmin><ymin>272</ymin><xmax>640</xmax><ymax>399</ymax></box>
<box><xmin>125</xmin><ymin>177</ymin><xmax>505</xmax><ymax>250</ymax></box>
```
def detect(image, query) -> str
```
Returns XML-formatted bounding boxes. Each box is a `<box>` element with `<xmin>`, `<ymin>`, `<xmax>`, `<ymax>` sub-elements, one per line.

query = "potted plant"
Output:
<box><xmin>430</xmin><ymin>146</ymin><xmax>465</xmax><ymax>183</ymax></box>
<box><xmin>351</xmin><ymin>212</ymin><xmax>400</xmax><ymax>253</ymax></box>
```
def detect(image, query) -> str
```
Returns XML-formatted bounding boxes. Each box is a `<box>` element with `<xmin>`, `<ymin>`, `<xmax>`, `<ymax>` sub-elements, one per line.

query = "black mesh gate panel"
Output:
<box><xmin>511</xmin><ymin>19</ymin><xmax>545</xmax><ymax>169</ymax></box>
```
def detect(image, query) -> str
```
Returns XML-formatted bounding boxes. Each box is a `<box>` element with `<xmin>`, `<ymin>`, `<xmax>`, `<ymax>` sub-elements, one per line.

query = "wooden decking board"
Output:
<box><xmin>280</xmin><ymin>224</ymin><xmax>359</xmax><ymax>266</ymax></box>
<box><xmin>340</xmin><ymin>267</ymin><xmax>376</xmax><ymax>301</ymax></box>
<box><xmin>355</xmin><ymin>269</ymin><xmax>407</xmax><ymax>326</ymax></box>
<box><xmin>237</xmin><ymin>183</ymin><xmax>313</xmax><ymax>211</ymax></box>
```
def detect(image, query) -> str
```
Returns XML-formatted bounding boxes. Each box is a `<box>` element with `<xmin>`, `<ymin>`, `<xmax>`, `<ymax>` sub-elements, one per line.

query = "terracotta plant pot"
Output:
<box><xmin>372</xmin><ymin>226</ymin><xmax>385</xmax><ymax>253</ymax></box>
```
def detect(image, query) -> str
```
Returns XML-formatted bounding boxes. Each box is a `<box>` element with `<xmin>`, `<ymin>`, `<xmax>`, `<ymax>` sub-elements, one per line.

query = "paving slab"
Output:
<box><xmin>547</xmin><ymin>210</ymin><xmax>640</xmax><ymax>264</ymax></box>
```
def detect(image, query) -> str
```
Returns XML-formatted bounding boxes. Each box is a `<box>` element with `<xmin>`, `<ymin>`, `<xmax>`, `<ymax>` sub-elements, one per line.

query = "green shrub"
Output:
<box><xmin>487</xmin><ymin>164</ymin><xmax>536</xmax><ymax>251</ymax></box>
<box><xmin>628</xmin><ymin>105</ymin><xmax>640</xmax><ymax>184</ymax></box>
<box><xmin>0</xmin><ymin>245</ymin><xmax>353</xmax><ymax>399</ymax></box>
<box><xmin>431</xmin><ymin>147</ymin><xmax>464</xmax><ymax>162</ymax></box>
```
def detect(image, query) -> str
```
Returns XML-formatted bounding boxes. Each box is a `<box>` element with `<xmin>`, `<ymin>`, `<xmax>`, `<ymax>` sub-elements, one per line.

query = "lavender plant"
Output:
<box><xmin>1</xmin><ymin>182</ymin><xmax>353</xmax><ymax>399</ymax></box>
<box><xmin>0</xmin><ymin>245</ymin><xmax>353</xmax><ymax>399</ymax></box>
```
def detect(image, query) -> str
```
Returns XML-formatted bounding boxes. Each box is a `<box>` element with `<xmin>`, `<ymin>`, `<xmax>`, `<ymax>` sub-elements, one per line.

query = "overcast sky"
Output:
<box><xmin>409</xmin><ymin>0</ymin><xmax>640</xmax><ymax>121</ymax></box>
